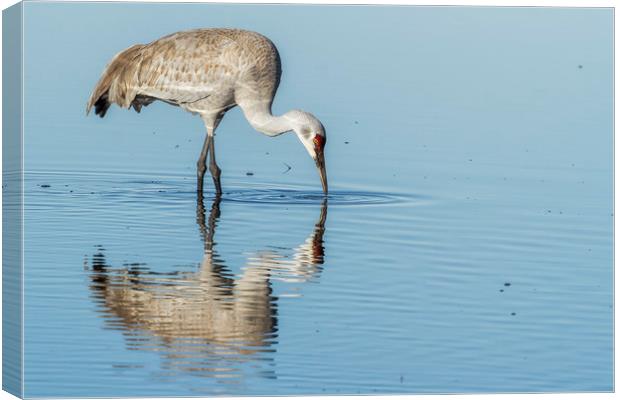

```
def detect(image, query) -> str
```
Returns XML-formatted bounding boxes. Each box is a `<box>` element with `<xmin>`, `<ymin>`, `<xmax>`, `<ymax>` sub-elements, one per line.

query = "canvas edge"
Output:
<box><xmin>2</xmin><ymin>1</ymin><xmax>25</xmax><ymax>399</ymax></box>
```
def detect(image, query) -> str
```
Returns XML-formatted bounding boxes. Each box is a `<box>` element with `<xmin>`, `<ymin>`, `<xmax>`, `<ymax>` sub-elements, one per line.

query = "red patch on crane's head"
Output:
<box><xmin>313</xmin><ymin>135</ymin><xmax>326</xmax><ymax>153</ymax></box>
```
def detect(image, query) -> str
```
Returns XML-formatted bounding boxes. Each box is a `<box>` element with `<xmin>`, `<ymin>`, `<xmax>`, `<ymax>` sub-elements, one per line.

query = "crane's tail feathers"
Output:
<box><xmin>86</xmin><ymin>44</ymin><xmax>144</xmax><ymax>118</ymax></box>
<box><xmin>93</xmin><ymin>94</ymin><xmax>111</xmax><ymax>118</ymax></box>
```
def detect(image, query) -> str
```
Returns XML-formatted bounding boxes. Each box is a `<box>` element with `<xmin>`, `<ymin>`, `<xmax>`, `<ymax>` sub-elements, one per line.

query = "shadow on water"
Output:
<box><xmin>87</xmin><ymin>194</ymin><xmax>328</xmax><ymax>381</ymax></box>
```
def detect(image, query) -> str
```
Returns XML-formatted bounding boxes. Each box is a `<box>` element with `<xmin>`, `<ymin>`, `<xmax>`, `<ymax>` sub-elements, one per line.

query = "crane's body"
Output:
<box><xmin>87</xmin><ymin>28</ymin><xmax>327</xmax><ymax>194</ymax></box>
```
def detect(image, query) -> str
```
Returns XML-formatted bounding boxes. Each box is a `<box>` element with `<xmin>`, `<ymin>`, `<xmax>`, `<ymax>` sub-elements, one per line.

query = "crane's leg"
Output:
<box><xmin>196</xmin><ymin>133</ymin><xmax>212</xmax><ymax>193</ymax></box>
<box><xmin>208</xmin><ymin>134</ymin><xmax>222</xmax><ymax>195</ymax></box>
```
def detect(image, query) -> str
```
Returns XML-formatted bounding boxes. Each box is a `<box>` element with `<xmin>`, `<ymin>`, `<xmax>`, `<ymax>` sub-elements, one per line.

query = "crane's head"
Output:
<box><xmin>287</xmin><ymin>110</ymin><xmax>328</xmax><ymax>194</ymax></box>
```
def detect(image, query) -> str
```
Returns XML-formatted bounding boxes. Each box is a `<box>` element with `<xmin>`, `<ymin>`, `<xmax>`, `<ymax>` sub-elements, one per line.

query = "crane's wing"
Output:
<box><xmin>134</xmin><ymin>37</ymin><xmax>235</xmax><ymax>106</ymax></box>
<box><xmin>87</xmin><ymin>31</ymin><xmax>237</xmax><ymax>117</ymax></box>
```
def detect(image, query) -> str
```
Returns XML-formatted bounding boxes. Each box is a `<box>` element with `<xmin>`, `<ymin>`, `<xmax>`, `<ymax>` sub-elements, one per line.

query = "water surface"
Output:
<box><xmin>21</xmin><ymin>3</ymin><xmax>612</xmax><ymax>397</ymax></box>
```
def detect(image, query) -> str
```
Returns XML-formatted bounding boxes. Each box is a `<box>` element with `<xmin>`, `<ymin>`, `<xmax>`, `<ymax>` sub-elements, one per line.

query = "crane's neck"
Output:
<box><xmin>240</xmin><ymin>101</ymin><xmax>295</xmax><ymax>137</ymax></box>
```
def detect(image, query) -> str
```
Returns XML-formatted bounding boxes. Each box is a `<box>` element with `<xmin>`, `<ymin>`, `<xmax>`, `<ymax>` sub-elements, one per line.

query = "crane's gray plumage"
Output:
<box><xmin>87</xmin><ymin>28</ymin><xmax>328</xmax><ymax>194</ymax></box>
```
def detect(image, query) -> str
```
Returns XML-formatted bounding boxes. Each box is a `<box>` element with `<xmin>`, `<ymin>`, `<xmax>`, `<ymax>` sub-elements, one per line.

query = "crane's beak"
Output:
<box><xmin>315</xmin><ymin>152</ymin><xmax>328</xmax><ymax>195</ymax></box>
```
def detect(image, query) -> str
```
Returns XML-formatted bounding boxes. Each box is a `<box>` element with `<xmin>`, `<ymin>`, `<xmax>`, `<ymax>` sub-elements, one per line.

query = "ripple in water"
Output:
<box><xmin>221</xmin><ymin>189</ymin><xmax>416</xmax><ymax>206</ymax></box>
<box><xmin>77</xmin><ymin>175</ymin><xmax>421</xmax><ymax>206</ymax></box>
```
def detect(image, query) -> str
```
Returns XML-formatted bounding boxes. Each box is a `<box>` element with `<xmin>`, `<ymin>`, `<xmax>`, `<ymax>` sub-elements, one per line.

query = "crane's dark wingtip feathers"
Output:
<box><xmin>94</xmin><ymin>95</ymin><xmax>111</xmax><ymax>118</ymax></box>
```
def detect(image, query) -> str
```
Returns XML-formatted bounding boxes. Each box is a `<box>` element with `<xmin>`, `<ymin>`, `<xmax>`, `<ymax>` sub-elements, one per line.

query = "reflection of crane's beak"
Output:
<box><xmin>315</xmin><ymin>152</ymin><xmax>328</xmax><ymax>194</ymax></box>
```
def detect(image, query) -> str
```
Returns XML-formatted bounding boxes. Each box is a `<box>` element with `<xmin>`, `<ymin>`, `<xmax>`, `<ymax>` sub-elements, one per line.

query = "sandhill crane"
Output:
<box><xmin>87</xmin><ymin>28</ymin><xmax>328</xmax><ymax>194</ymax></box>
<box><xmin>88</xmin><ymin>195</ymin><xmax>328</xmax><ymax>375</ymax></box>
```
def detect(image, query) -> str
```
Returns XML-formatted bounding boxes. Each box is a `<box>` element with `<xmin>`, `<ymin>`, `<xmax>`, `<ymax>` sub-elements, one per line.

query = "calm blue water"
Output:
<box><xmin>21</xmin><ymin>3</ymin><xmax>612</xmax><ymax>397</ymax></box>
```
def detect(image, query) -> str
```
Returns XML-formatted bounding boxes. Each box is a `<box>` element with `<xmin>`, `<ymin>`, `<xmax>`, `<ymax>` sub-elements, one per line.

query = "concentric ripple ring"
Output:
<box><xmin>220</xmin><ymin>189</ymin><xmax>418</xmax><ymax>206</ymax></box>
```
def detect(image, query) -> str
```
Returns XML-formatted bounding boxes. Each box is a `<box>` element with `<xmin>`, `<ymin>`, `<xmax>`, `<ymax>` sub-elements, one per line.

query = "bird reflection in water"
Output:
<box><xmin>87</xmin><ymin>194</ymin><xmax>327</xmax><ymax>381</ymax></box>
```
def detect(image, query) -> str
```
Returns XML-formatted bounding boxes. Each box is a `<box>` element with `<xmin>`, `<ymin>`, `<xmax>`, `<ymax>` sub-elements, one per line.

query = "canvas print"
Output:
<box><xmin>2</xmin><ymin>1</ymin><xmax>613</xmax><ymax>398</ymax></box>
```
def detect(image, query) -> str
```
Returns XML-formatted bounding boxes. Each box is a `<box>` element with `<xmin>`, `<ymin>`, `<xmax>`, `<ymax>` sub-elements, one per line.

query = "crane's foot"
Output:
<box><xmin>210</xmin><ymin>164</ymin><xmax>222</xmax><ymax>195</ymax></box>
<box><xmin>197</xmin><ymin>177</ymin><xmax>205</xmax><ymax>194</ymax></box>
<box><xmin>213</xmin><ymin>178</ymin><xmax>222</xmax><ymax>196</ymax></box>
<box><xmin>197</xmin><ymin>162</ymin><xmax>207</xmax><ymax>194</ymax></box>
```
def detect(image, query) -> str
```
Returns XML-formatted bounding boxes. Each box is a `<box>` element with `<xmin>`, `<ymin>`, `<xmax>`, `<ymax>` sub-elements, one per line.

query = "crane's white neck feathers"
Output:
<box><xmin>244</xmin><ymin>106</ymin><xmax>294</xmax><ymax>136</ymax></box>
<box><xmin>239</xmin><ymin>101</ymin><xmax>325</xmax><ymax>161</ymax></box>
<box><xmin>241</xmin><ymin>102</ymin><xmax>320</xmax><ymax>138</ymax></box>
